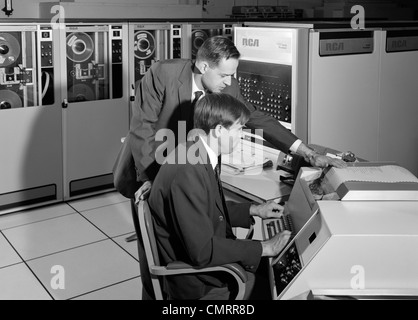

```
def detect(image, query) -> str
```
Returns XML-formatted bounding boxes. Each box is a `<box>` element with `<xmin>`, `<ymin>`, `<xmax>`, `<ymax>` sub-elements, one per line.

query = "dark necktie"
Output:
<box><xmin>214</xmin><ymin>160</ymin><xmax>235</xmax><ymax>239</ymax></box>
<box><xmin>188</xmin><ymin>91</ymin><xmax>203</xmax><ymax>131</ymax></box>
<box><xmin>214</xmin><ymin>163</ymin><xmax>224</xmax><ymax>207</ymax></box>
<box><xmin>193</xmin><ymin>90</ymin><xmax>204</xmax><ymax>106</ymax></box>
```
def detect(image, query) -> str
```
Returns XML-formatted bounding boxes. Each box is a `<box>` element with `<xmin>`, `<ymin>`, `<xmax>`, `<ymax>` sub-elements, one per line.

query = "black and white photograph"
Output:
<box><xmin>1</xmin><ymin>0</ymin><xmax>418</xmax><ymax>306</ymax></box>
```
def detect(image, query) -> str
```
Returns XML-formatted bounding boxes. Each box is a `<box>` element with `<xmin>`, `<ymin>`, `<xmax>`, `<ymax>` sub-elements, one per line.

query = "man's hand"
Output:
<box><xmin>308</xmin><ymin>153</ymin><xmax>347</xmax><ymax>169</ymax></box>
<box><xmin>135</xmin><ymin>180</ymin><xmax>152</xmax><ymax>205</ymax></box>
<box><xmin>297</xmin><ymin>143</ymin><xmax>347</xmax><ymax>169</ymax></box>
<box><xmin>261</xmin><ymin>230</ymin><xmax>292</xmax><ymax>257</ymax></box>
<box><xmin>250</xmin><ymin>200</ymin><xmax>284</xmax><ymax>219</ymax></box>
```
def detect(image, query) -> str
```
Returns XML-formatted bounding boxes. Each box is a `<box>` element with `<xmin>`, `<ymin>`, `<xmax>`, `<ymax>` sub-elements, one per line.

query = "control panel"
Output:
<box><xmin>171</xmin><ymin>24</ymin><xmax>183</xmax><ymax>59</ymax></box>
<box><xmin>263</xmin><ymin>212</ymin><xmax>300</xmax><ymax>298</ymax></box>
<box><xmin>40</xmin><ymin>29</ymin><xmax>53</xmax><ymax>67</ymax></box>
<box><xmin>112</xmin><ymin>39</ymin><xmax>123</xmax><ymax>63</ymax></box>
<box><xmin>237</xmin><ymin>60</ymin><xmax>292</xmax><ymax>126</ymax></box>
<box><xmin>272</xmin><ymin>242</ymin><xmax>302</xmax><ymax>297</ymax></box>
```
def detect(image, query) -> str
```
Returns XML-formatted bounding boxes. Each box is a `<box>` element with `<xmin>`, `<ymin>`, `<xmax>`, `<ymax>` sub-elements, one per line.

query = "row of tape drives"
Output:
<box><xmin>0</xmin><ymin>21</ymin><xmax>236</xmax><ymax>213</ymax></box>
<box><xmin>0</xmin><ymin>22</ymin><xmax>234</xmax><ymax>110</ymax></box>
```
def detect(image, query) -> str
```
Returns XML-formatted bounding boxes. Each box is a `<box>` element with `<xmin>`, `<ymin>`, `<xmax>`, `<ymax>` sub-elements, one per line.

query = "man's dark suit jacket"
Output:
<box><xmin>148</xmin><ymin>139</ymin><xmax>262</xmax><ymax>299</ymax></box>
<box><xmin>128</xmin><ymin>59</ymin><xmax>299</xmax><ymax>183</ymax></box>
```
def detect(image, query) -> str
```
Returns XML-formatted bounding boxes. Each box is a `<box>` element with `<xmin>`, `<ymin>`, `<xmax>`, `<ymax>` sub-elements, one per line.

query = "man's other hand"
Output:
<box><xmin>135</xmin><ymin>180</ymin><xmax>152</xmax><ymax>204</ymax></box>
<box><xmin>261</xmin><ymin>230</ymin><xmax>292</xmax><ymax>257</ymax></box>
<box><xmin>250</xmin><ymin>200</ymin><xmax>284</xmax><ymax>219</ymax></box>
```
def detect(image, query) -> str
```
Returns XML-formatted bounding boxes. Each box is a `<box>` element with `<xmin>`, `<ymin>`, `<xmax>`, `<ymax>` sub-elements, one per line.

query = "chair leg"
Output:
<box><xmin>126</xmin><ymin>198</ymin><xmax>139</xmax><ymax>242</ymax></box>
<box><xmin>129</xmin><ymin>198</ymin><xmax>156</xmax><ymax>300</ymax></box>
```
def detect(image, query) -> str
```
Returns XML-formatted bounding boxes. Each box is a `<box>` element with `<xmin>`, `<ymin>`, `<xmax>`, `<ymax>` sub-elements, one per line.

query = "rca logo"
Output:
<box><xmin>326</xmin><ymin>42</ymin><xmax>344</xmax><ymax>51</ymax></box>
<box><xmin>242</xmin><ymin>38</ymin><xmax>260</xmax><ymax>47</ymax></box>
<box><xmin>392</xmin><ymin>40</ymin><xmax>407</xmax><ymax>49</ymax></box>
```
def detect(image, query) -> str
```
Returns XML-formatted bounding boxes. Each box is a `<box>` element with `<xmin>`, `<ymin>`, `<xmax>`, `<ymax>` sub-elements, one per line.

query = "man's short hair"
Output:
<box><xmin>194</xmin><ymin>93</ymin><xmax>250</xmax><ymax>134</ymax></box>
<box><xmin>196</xmin><ymin>36</ymin><xmax>241</xmax><ymax>68</ymax></box>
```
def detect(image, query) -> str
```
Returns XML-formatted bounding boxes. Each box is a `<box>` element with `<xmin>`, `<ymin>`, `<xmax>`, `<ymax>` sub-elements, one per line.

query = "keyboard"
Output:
<box><xmin>263</xmin><ymin>214</ymin><xmax>294</xmax><ymax>240</ymax></box>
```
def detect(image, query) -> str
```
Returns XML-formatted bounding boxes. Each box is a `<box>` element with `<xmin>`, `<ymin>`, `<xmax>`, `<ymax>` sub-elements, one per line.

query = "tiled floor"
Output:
<box><xmin>0</xmin><ymin>191</ymin><xmax>143</xmax><ymax>300</ymax></box>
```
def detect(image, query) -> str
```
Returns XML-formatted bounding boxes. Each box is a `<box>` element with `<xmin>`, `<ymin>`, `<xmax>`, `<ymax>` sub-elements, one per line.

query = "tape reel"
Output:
<box><xmin>192</xmin><ymin>30</ymin><xmax>209</xmax><ymax>55</ymax></box>
<box><xmin>68</xmin><ymin>83</ymin><xmax>95</xmax><ymax>102</ymax></box>
<box><xmin>0</xmin><ymin>33</ymin><xmax>21</xmax><ymax>67</ymax></box>
<box><xmin>134</xmin><ymin>31</ymin><xmax>155</xmax><ymax>60</ymax></box>
<box><xmin>0</xmin><ymin>90</ymin><xmax>23</xmax><ymax>109</ymax></box>
<box><xmin>66</xmin><ymin>32</ymin><xmax>94</xmax><ymax>63</ymax></box>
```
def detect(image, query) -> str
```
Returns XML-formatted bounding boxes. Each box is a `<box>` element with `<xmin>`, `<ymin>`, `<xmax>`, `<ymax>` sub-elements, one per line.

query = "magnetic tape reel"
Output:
<box><xmin>191</xmin><ymin>30</ymin><xmax>209</xmax><ymax>58</ymax></box>
<box><xmin>134</xmin><ymin>31</ymin><xmax>155</xmax><ymax>60</ymax></box>
<box><xmin>0</xmin><ymin>90</ymin><xmax>22</xmax><ymax>109</ymax></box>
<box><xmin>66</xmin><ymin>32</ymin><xmax>94</xmax><ymax>63</ymax></box>
<box><xmin>0</xmin><ymin>33</ymin><xmax>21</xmax><ymax>67</ymax></box>
<box><xmin>68</xmin><ymin>83</ymin><xmax>95</xmax><ymax>102</ymax></box>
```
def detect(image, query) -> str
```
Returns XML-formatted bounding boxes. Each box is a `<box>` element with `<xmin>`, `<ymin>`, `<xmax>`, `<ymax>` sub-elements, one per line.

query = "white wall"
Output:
<box><xmin>202</xmin><ymin>0</ymin><xmax>325</xmax><ymax>19</ymax></box>
<box><xmin>0</xmin><ymin>0</ymin><xmax>203</xmax><ymax>20</ymax></box>
<box><xmin>39</xmin><ymin>1</ymin><xmax>202</xmax><ymax>19</ymax></box>
<box><xmin>0</xmin><ymin>0</ymin><xmax>52</xmax><ymax>19</ymax></box>
<box><xmin>201</xmin><ymin>0</ymin><xmax>416</xmax><ymax>19</ymax></box>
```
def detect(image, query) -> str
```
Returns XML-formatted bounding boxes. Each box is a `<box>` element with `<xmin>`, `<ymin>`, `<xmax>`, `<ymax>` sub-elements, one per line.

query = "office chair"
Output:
<box><xmin>136</xmin><ymin>199</ymin><xmax>249</xmax><ymax>300</ymax></box>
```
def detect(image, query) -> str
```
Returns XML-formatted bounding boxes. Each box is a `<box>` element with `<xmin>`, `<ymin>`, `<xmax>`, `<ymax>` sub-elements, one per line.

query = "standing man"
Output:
<box><xmin>128</xmin><ymin>36</ymin><xmax>346</xmax><ymax>201</ymax></box>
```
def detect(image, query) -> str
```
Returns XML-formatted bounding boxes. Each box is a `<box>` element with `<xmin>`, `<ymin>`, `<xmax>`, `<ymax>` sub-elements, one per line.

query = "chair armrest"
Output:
<box><xmin>150</xmin><ymin>262</ymin><xmax>248</xmax><ymax>283</ymax></box>
<box><xmin>149</xmin><ymin>262</ymin><xmax>248</xmax><ymax>300</ymax></box>
<box><xmin>166</xmin><ymin>261</ymin><xmax>194</xmax><ymax>270</ymax></box>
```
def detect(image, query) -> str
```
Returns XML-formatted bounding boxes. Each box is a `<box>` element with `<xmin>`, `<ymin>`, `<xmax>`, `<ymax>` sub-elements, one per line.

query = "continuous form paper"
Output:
<box><xmin>325</xmin><ymin>165</ymin><xmax>418</xmax><ymax>192</ymax></box>
<box><xmin>221</xmin><ymin>138</ymin><xmax>269</xmax><ymax>175</ymax></box>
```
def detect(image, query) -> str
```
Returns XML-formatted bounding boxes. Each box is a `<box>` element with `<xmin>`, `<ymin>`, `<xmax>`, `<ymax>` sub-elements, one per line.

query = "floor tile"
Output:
<box><xmin>0</xmin><ymin>263</ymin><xmax>52</xmax><ymax>300</ymax></box>
<box><xmin>3</xmin><ymin>213</ymin><xmax>107</xmax><ymax>260</ymax></box>
<box><xmin>81</xmin><ymin>201</ymin><xmax>135</xmax><ymax>238</ymax></box>
<box><xmin>0</xmin><ymin>203</ymin><xmax>75</xmax><ymax>231</ymax></box>
<box><xmin>68</xmin><ymin>191</ymin><xmax>129</xmax><ymax>212</ymax></box>
<box><xmin>73</xmin><ymin>277</ymin><xmax>142</xmax><ymax>300</ymax></box>
<box><xmin>27</xmin><ymin>239</ymin><xmax>140</xmax><ymax>300</ymax></box>
<box><xmin>113</xmin><ymin>234</ymin><xmax>139</xmax><ymax>261</ymax></box>
<box><xmin>0</xmin><ymin>232</ymin><xmax>22</xmax><ymax>268</ymax></box>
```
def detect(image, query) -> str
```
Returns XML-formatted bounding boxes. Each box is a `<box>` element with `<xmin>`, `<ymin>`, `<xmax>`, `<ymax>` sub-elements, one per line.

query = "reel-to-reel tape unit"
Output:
<box><xmin>134</xmin><ymin>29</ymin><xmax>156</xmax><ymax>75</ymax></box>
<box><xmin>190</xmin><ymin>23</ymin><xmax>224</xmax><ymax>59</ymax></box>
<box><xmin>129</xmin><ymin>23</ymin><xmax>185</xmax><ymax>92</ymax></box>
<box><xmin>132</xmin><ymin>27</ymin><xmax>160</xmax><ymax>90</ymax></box>
<box><xmin>0</xmin><ymin>26</ymin><xmax>55</xmax><ymax>110</ymax></box>
<box><xmin>66</xmin><ymin>30</ymin><xmax>106</xmax><ymax>103</ymax></box>
<box><xmin>66</xmin><ymin>25</ymin><xmax>124</xmax><ymax>103</ymax></box>
<box><xmin>188</xmin><ymin>22</ymin><xmax>235</xmax><ymax>59</ymax></box>
<box><xmin>0</xmin><ymin>32</ymin><xmax>28</xmax><ymax>109</ymax></box>
<box><xmin>0</xmin><ymin>31</ymin><xmax>32</xmax><ymax>109</ymax></box>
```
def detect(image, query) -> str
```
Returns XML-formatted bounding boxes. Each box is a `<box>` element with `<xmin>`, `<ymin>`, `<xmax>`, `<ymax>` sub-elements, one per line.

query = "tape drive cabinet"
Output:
<box><xmin>61</xmin><ymin>23</ymin><xmax>129</xmax><ymax>201</ymax></box>
<box><xmin>0</xmin><ymin>24</ymin><xmax>62</xmax><ymax>215</ymax></box>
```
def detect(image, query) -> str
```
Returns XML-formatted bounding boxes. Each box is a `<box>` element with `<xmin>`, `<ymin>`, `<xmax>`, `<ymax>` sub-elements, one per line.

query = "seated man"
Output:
<box><xmin>148</xmin><ymin>93</ymin><xmax>291</xmax><ymax>300</ymax></box>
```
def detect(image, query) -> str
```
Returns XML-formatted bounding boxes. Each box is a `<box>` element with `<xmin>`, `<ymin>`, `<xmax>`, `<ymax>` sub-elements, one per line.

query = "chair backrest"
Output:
<box><xmin>137</xmin><ymin>200</ymin><xmax>166</xmax><ymax>300</ymax></box>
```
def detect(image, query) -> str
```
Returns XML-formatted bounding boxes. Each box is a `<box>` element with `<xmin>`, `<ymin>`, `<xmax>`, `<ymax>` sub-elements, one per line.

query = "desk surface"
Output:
<box><xmin>219</xmin><ymin>142</ymin><xmax>353</xmax><ymax>204</ymax></box>
<box><xmin>221</xmin><ymin>167</ymin><xmax>293</xmax><ymax>204</ymax></box>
